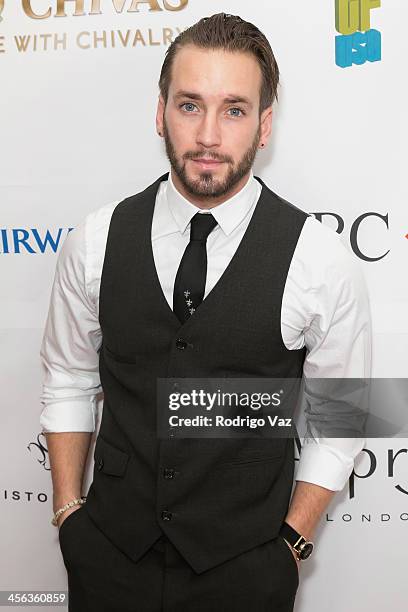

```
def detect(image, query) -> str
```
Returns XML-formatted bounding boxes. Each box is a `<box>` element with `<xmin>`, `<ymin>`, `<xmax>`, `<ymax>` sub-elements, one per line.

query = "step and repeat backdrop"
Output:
<box><xmin>1</xmin><ymin>1</ymin><xmax>407</xmax><ymax>610</ymax></box>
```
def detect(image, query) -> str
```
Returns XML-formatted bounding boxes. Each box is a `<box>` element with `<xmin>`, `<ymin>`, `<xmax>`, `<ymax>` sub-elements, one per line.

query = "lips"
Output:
<box><xmin>192</xmin><ymin>159</ymin><xmax>224</xmax><ymax>169</ymax></box>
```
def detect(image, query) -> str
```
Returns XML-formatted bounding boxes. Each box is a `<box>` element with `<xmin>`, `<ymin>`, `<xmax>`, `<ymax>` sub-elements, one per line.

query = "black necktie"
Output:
<box><xmin>173</xmin><ymin>212</ymin><xmax>218</xmax><ymax>323</ymax></box>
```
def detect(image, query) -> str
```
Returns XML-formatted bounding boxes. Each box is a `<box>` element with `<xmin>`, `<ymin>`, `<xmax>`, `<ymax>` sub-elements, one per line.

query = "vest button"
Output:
<box><xmin>175</xmin><ymin>338</ymin><xmax>187</xmax><ymax>350</ymax></box>
<box><xmin>161</xmin><ymin>510</ymin><xmax>173</xmax><ymax>521</ymax></box>
<box><xmin>97</xmin><ymin>458</ymin><xmax>104</xmax><ymax>470</ymax></box>
<box><xmin>163</xmin><ymin>468</ymin><xmax>175</xmax><ymax>479</ymax></box>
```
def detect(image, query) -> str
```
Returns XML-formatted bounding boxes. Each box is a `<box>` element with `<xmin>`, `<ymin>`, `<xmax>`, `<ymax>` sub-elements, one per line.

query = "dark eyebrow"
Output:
<box><xmin>174</xmin><ymin>91</ymin><xmax>203</xmax><ymax>101</ymax></box>
<box><xmin>223</xmin><ymin>96</ymin><xmax>253</xmax><ymax>108</ymax></box>
<box><xmin>174</xmin><ymin>91</ymin><xmax>253</xmax><ymax>108</ymax></box>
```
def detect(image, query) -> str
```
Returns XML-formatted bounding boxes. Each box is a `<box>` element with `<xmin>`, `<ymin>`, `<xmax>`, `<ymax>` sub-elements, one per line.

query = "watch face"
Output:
<box><xmin>299</xmin><ymin>542</ymin><xmax>314</xmax><ymax>560</ymax></box>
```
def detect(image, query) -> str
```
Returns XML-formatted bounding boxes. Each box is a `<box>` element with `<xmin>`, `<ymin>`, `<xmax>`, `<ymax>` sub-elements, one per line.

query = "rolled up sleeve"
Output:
<box><xmin>294</xmin><ymin>219</ymin><xmax>372</xmax><ymax>491</ymax></box>
<box><xmin>39</xmin><ymin>214</ymin><xmax>102</xmax><ymax>433</ymax></box>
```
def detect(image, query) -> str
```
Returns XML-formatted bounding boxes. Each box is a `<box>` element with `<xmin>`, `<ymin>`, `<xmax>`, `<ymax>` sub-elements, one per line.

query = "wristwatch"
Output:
<box><xmin>279</xmin><ymin>521</ymin><xmax>314</xmax><ymax>561</ymax></box>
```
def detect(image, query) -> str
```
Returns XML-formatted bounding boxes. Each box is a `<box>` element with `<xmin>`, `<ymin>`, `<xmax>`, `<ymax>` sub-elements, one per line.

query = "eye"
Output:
<box><xmin>180</xmin><ymin>102</ymin><xmax>198</xmax><ymax>112</ymax></box>
<box><xmin>227</xmin><ymin>107</ymin><xmax>245</xmax><ymax>117</ymax></box>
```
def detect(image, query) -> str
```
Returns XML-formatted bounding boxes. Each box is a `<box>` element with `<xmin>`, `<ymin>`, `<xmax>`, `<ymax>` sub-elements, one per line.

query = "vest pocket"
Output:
<box><xmin>93</xmin><ymin>435</ymin><xmax>130</xmax><ymax>477</ymax></box>
<box><xmin>214</xmin><ymin>438</ymin><xmax>288</xmax><ymax>468</ymax></box>
<box><xmin>103</xmin><ymin>343</ymin><xmax>139</xmax><ymax>364</ymax></box>
<box><xmin>216</xmin><ymin>454</ymin><xmax>284</xmax><ymax>469</ymax></box>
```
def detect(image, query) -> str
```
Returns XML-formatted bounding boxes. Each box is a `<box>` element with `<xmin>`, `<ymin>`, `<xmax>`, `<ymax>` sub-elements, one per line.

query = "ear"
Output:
<box><xmin>156</xmin><ymin>94</ymin><xmax>165</xmax><ymax>137</ymax></box>
<box><xmin>259</xmin><ymin>106</ymin><xmax>273</xmax><ymax>148</ymax></box>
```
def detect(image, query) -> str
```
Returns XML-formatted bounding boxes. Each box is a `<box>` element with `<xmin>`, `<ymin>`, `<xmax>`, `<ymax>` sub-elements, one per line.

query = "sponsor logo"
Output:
<box><xmin>1</xmin><ymin>1</ymin><xmax>189</xmax><ymax>52</ymax></box>
<box><xmin>296</xmin><ymin>443</ymin><xmax>408</xmax><ymax>523</ymax></box>
<box><xmin>335</xmin><ymin>0</ymin><xmax>381</xmax><ymax>68</ymax></box>
<box><xmin>28</xmin><ymin>433</ymin><xmax>51</xmax><ymax>471</ymax></box>
<box><xmin>0</xmin><ymin>227</ymin><xmax>73</xmax><ymax>254</ymax></box>
<box><xmin>2</xmin><ymin>489</ymin><xmax>49</xmax><ymax>503</ymax></box>
<box><xmin>349</xmin><ymin>447</ymin><xmax>408</xmax><ymax>498</ymax></box>
<box><xmin>0</xmin><ymin>0</ymin><xmax>188</xmax><ymax>21</ymax></box>
<box><xmin>310</xmin><ymin>211</ymin><xmax>391</xmax><ymax>261</ymax></box>
<box><xmin>326</xmin><ymin>512</ymin><xmax>408</xmax><ymax>523</ymax></box>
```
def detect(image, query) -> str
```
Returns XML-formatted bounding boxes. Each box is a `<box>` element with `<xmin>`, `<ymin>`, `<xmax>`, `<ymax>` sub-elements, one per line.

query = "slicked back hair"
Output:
<box><xmin>158</xmin><ymin>12</ymin><xmax>280</xmax><ymax>115</ymax></box>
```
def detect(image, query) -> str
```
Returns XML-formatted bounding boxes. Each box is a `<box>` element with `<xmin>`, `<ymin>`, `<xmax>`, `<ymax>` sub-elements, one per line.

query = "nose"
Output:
<box><xmin>195</xmin><ymin>110</ymin><xmax>222</xmax><ymax>149</ymax></box>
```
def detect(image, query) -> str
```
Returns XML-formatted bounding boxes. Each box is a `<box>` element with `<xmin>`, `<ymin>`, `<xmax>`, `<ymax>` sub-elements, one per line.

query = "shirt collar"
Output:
<box><xmin>166</xmin><ymin>169</ymin><xmax>260</xmax><ymax>237</ymax></box>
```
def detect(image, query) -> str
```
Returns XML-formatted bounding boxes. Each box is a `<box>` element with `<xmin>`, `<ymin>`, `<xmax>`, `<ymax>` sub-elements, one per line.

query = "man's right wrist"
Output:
<box><xmin>53</xmin><ymin>492</ymin><xmax>82</xmax><ymax>513</ymax></box>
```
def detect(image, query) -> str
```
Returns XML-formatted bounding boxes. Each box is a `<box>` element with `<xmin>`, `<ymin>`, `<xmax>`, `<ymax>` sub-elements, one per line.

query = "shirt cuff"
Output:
<box><xmin>40</xmin><ymin>399</ymin><xmax>97</xmax><ymax>432</ymax></box>
<box><xmin>294</xmin><ymin>439</ymin><xmax>361</xmax><ymax>491</ymax></box>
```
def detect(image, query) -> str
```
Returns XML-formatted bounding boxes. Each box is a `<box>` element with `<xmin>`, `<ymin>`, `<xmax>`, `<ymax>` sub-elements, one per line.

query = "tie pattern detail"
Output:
<box><xmin>173</xmin><ymin>213</ymin><xmax>218</xmax><ymax>324</ymax></box>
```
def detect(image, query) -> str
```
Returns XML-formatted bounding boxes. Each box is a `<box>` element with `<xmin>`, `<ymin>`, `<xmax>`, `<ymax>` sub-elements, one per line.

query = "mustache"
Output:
<box><xmin>183</xmin><ymin>151</ymin><xmax>234</xmax><ymax>164</ymax></box>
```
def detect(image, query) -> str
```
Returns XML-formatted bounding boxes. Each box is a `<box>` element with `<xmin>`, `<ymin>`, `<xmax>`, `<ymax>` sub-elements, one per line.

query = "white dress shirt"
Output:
<box><xmin>39</xmin><ymin>171</ymin><xmax>372</xmax><ymax>491</ymax></box>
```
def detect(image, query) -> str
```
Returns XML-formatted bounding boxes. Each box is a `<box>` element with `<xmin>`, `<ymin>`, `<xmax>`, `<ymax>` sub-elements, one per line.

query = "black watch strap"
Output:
<box><xmin>278</xmin><ymin>521</ymin><xmax>314</xmax><ymax>560</ymax></box>
<box><xmin>279</xmin><ymin>521</ymin><xmax>302</xmax><ymax>545</ymax></box>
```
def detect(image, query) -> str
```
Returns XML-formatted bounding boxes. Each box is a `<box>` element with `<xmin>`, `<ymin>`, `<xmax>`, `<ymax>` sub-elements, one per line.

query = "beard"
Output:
<box><xmin>162</xmin><ymin>118</ymin><xmax>261</xmax><ymax>200</ymax></box>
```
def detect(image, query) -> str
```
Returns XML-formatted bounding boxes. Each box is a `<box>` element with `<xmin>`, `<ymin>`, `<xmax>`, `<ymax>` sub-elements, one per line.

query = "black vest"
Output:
<box><xmin>85</xmin><ymin>173</ymin><xmax>309</xmax><ymax>574</ymax></box>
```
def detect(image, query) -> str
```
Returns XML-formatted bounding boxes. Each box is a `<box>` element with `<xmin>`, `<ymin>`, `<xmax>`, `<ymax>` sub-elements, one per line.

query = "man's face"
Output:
<box><xmin>156</xmin><ymin>45</ymin><xmax>272</xmax><ymax>204</ymax></box>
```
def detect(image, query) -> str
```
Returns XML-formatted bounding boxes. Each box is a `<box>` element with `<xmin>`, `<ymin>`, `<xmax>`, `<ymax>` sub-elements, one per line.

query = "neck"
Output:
<box><xmin>170</xmin><ymin>169</ymin><xmax>251</xmax><ymax>210</ymax></box>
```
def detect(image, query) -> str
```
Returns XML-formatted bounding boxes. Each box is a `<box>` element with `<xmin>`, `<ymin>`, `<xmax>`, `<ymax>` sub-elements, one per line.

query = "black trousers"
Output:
<box><xmin>58</xmin><ymin>505</ymin><xmax>299</xmax><ymax>612</ymax></box>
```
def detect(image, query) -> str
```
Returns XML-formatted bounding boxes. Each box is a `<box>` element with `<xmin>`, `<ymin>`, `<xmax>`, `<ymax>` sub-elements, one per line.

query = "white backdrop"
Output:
<box><xmin>1</xmin><ymin>1</ymin><xmax>407</xmax><ymax>610</ymax></box>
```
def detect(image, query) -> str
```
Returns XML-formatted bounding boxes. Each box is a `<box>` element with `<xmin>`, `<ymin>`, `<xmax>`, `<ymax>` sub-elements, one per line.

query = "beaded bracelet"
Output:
<box><xmin>51</xmin><ymin>496</ymin><xmax>87</xmax><ymax>526</ymax></box>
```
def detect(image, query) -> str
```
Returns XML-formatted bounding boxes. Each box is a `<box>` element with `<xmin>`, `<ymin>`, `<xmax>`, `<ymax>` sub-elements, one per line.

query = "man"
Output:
<box><xmin>40</xmin><ymin>13</ymin><xmax>371</xmax><ymax>612</ymax></box>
